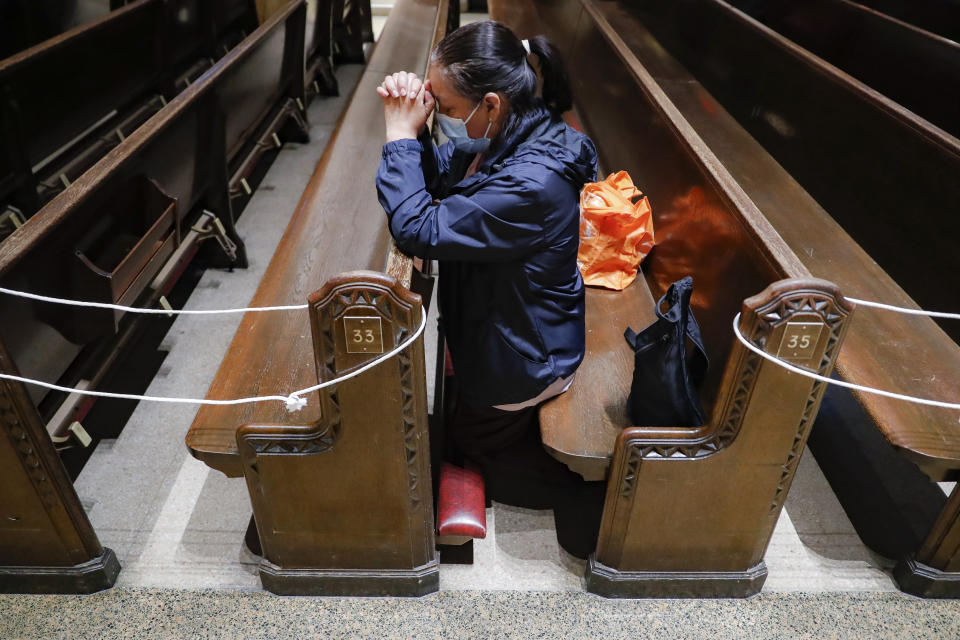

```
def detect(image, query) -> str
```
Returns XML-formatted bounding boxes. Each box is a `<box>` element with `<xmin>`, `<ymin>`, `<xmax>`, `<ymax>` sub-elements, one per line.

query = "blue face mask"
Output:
<box><xmin>436</xmin><ymin>101</ymin><xmax>493</xmax><ymax>154</ymax></box>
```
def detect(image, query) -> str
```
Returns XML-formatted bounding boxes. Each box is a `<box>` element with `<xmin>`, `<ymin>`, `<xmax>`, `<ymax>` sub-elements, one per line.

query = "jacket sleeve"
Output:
<box><xmin>376</xmin><ymin>139</ymin><xmax>556</xmax><ymax>262</ymax></box>
<box><xmin>417</xmin><ymin>129</ymin><xmax>454</xmax><ymax>195</ymax></box>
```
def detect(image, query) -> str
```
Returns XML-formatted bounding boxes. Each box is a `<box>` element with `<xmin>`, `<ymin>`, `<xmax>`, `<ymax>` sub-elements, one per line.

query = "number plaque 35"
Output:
<box><xmin>776</xmin><ymin>321</ymin><xmax>823</xmax><ymax>363</ymax></box>
<box><xmin>343</xmin><ymin>316</ymin><xmax>385</xmax><ymax>354</ymax></box>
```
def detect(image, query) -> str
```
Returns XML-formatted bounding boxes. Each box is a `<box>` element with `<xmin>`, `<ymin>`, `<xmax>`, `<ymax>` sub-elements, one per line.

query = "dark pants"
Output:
<box><xmin>447</xmin><ymin>398</ymin><xmax>605</xmax><ymax>559</ymax></box>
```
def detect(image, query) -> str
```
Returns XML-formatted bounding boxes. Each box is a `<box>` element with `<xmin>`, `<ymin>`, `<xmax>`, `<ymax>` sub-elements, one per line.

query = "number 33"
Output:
<box><xmin>352</xmin><ymin>329</ymin><xmax>376</xmax><ymax>343</ymax></box>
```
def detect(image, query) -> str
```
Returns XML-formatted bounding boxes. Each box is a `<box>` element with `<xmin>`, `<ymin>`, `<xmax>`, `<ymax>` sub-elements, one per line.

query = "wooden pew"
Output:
<box><xmin>304</xmin><ymin>0</ymin><xmax>340</xmax><ymax>97</ymax></box>
<box><xmin>614</xmin><ymin>0</ymin><xmax>960</xmax><ymax>346</ymax></box>
<box><xmin>492</xmin><ymin>0</ymin><xmax>854</xmax><ymax>598</ymax></box>
<box><xmin>0</xmin><ymin>0</ymin><xmax>261</xmax><ymax>223</ymax></box>
<box><xmin>852</xmin><ymin>0</ymin><xmax>960</xmax><ymax>43</ymax></box>
<box><xmin>520</xmin><ymin>0</ymin><xmax>960</xmax><ymax>597</ymax></box>
<box><xmin>186</xmin><ymin>0</ymin><xmax>452</xmax><ymax>596</ymax></box>
<box><xmin>0</xmin><ymin>0</ymin><xmax>112</xmax><ymax>59</ymax></box>
<box><xmin>111</xmin><ymin>0</ymin><xmax>260</xmax><ymax>47</ymax></box>
<box><xmin>332</xmin><ymin>0</ymin><xmax>375</xmax><ymax>63</ymax></box>
<box><xmin>728</xmin><ymin>0</ymin><xmax>960</xmax><ymax>140</ymax></box>
<box><xmin>609</xmin><ymin>0</ymin><xmax>960</xmax><ymax>598</ymax></box>
<box><xmin>0</xmin><ymin>1</ymin><xmax>310</xmax><ymax>594</ymax></box>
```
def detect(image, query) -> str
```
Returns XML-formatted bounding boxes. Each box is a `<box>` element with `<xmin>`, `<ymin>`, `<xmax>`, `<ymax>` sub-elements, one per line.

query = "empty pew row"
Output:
<box><xmin>489</xmin><ymin>0</ymin><xmax>856</xmax><ymax>599</ymax></box>
<box><xmin>853</xmin><ymin>0</ymin><xmax>960</xmax><ymax>44</ymax></box>
<box><xmin>0</xmin><ymin>0</ymin><xmax>112</xmax><ymax>59</ymax></box>
<box><xmin>0</xmin><ymin>1</ymin><xmax>313</xmax><ymax>594</ymax></box>
<box><xmin>728</xmin><ymin>0</ymin><xmax>960</xmax><ymax>140</ymax></box>
<box><xmin>0</xmin><ymin>0</ymin><xmax>261</xmax><ymax>228</ymax></box>
<box><xmin>185</xmin><ymin>0</ymin><xmax>452</xmax><ymax>596</ymax></box>
<box><xmin>332</xmin><ymin>0</ymin><xmax>376</xmax><ymax>63</ymax></box>
<box><xmin>304</xmin><ymin>0</ymin><xmax>341</xmax><ymax>98</ymax></box>
<box><xmin>617</xmin><ymin>0</ymin><xmax>960</xmax><ymax>345</ymax></box>
<box><xmin>517</xmin><ymin>0</ymin><xmax>960</xmax><ymax>597</ymax></box>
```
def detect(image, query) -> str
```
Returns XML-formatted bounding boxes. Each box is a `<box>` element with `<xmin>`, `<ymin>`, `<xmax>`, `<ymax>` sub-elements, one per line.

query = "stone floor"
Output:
<box><xmin>6</xmin><ymin>17</ymin><xmax>960</xmax><ymax>640</ymax></box>
<box><xmin>4</xmin><ymin>590</ymin><xmax>960</xmax><ymax>640</ymax></box>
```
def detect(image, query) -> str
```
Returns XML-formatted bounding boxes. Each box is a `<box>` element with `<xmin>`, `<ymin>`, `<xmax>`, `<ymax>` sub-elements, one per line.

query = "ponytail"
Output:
<box><xmin>527</xmin><ymin>35</ymin><xmax>573</xmax><ymax>113</ymax></box>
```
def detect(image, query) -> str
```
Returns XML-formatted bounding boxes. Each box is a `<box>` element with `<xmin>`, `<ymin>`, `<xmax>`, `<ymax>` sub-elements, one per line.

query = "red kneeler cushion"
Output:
<box><xmin>437</xmin><ymin>462</ymin><xmax>487</xmax><ymax>539</ymax></box>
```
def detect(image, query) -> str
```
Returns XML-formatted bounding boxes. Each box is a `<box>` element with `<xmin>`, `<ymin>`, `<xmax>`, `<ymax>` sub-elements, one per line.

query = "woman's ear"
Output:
<box><xmin>483</xmin><ymin>92</ymin><xmax>502</xmax><ymax>121</ymax></box>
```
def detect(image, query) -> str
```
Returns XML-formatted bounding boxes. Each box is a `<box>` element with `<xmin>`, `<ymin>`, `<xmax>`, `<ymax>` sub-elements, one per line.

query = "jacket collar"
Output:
<box><xmin>478</xmin><ymin>106</ymin><xmax>554</xmax><ymax>171</ymax></box>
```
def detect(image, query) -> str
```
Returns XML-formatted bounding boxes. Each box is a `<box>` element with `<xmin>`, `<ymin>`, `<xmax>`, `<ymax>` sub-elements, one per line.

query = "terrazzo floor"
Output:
<box><xmin>4</xmin><ymin>590</ymin><xmax>960</xmax><ymax>639</ymax></box>
<box><xmin>6</xmin><ymin>19</ymin><xmax>960</xmax><ymax>640</ymax></box>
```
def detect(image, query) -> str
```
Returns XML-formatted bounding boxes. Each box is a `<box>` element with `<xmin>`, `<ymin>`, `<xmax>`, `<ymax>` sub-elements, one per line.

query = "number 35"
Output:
<box><xmin>786</xmin><ymin>334</ymin><xmax>812</xmax><ymax>349</ymax></box>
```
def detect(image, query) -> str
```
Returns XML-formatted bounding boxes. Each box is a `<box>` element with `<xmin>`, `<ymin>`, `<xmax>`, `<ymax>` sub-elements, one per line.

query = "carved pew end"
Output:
<box><xmin>237</xmin><ymin>271</ymin><xmax>438</xmax><ymax>597</ymax></box>
<box><xmin>585</xmin><ymin>278</ymin><xmax>851</xmax><ymax>599</ymax></box>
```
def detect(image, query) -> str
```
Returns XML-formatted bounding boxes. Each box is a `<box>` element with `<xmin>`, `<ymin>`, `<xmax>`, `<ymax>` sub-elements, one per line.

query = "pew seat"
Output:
<box><xmin>541</xmin><ymin>279</ymin><xmax>656</xmax><ymax>482</ymax></box>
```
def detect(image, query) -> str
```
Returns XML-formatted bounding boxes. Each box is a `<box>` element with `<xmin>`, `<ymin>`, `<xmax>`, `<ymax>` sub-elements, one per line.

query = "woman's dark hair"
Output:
<box><xmin>431</xmin><ymin>21</ymin><xmax>573</xmax><ymax>145</ymax></box>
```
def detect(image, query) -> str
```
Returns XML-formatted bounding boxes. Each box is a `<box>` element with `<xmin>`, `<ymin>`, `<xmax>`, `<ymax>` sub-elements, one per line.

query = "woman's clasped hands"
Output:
<box><xmin>376</xmin><ymin>71</ymin><xmax>435</xmax><ymax>143</ymax></box>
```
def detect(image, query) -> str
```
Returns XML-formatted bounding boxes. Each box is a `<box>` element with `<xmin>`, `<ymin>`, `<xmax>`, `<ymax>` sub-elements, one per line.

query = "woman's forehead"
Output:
<box><xmin>427</xmin><ymin>65</ymin><xmax>466</xmax><ymax>105</ymax></box>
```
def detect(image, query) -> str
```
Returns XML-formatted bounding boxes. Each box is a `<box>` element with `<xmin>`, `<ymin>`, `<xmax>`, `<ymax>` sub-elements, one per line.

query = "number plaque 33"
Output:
<box><xmin>343</xmin><ymin>316</ymin><xmax>385</xmax><ymax>354</ymax></box>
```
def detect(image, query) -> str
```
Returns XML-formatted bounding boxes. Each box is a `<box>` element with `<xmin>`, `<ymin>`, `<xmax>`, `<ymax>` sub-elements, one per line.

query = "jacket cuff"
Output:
<box><xmin>381</xmin><ymin>138</ymin><xmax>423</xmax><ymax>157</ymax></box>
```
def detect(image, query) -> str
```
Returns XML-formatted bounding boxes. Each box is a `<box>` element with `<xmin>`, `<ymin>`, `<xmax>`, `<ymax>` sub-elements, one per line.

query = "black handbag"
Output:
<box><xmin>624</xmin><ymin>276</ymin><xmax>709</xmax><ymax>427</ymax></box>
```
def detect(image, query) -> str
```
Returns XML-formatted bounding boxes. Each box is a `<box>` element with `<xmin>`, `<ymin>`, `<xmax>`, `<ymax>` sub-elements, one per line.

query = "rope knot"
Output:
<box><xmin>284</xmin><ymin>394</ymin><xmax>308</xmax><ymax>413</ymax></box>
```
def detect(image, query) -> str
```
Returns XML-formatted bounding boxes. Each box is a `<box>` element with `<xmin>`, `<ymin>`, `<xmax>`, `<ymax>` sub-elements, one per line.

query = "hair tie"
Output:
<box><xmin>521</xmin><ymin>39</ymin><xmax>532</xmax><ymax>54</ymax></box>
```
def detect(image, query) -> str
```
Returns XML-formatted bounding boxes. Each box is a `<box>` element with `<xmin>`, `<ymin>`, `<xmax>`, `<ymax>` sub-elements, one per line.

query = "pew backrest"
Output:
<box><xmin>853</xmin><ymin>0</ymin><xmax>960</xmax><ymax>43</ymax></box>
<box><xmin>0</xmin><ymin>0</ymin><xmax>263</xmax><ymax>216</ymax></box>
<box><xmin>728</xmin><ymin>0</ymin><xmax>960</xmax><ymax>139</ymax></box>
<box><xmin>0</xmin><ymin>0</ymin><xmax>166</xmax><ymax>176</ymax></box>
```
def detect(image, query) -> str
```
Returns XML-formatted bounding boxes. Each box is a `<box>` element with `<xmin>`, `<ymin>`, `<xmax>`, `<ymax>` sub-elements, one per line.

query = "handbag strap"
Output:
<box><xmin>624</xmin><ymin>327</ymin><xmax>639</xmax><ymax>349</ymax></box>
<box><xmin>656</xmin><ymin>278</ymin><xmax>709</xmax><ymax>384</ymax></box>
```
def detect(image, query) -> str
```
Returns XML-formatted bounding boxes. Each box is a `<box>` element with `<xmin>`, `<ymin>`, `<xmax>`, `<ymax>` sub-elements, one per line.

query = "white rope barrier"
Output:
<box><xmin>2</xmin><ymin>286</ymin><xmax>958</xmax><ymax>320</ymax></box>
<box><xmin>845</xmin><ymin>297</ymin><xmax>960</xmax><ymax>321</ymax></box>
<box><xmin>732</xmin><ymin>313</ymin><xmax>960</xmax><ymax>412</ymax></box>
<box><xmin>0</xmin><ymin>286</ymin><xmax>308</xmax><ymax>314</ymax></box>
<box><xmin>0</xmin><ymin>312</ymin><xmax>427</xmax><ymax>413</ymax></box>
<box><xmin>1</xmin><ymin>284</ymin><xmax>956</xmax><ymax>414</ymax></box>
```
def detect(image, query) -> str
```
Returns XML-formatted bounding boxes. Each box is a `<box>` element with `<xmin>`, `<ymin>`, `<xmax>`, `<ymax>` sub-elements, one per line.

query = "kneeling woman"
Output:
<box><xmin>375</xmin><ymin>21</ymin><xmax>602</xmax><ymax>557</ymax></box>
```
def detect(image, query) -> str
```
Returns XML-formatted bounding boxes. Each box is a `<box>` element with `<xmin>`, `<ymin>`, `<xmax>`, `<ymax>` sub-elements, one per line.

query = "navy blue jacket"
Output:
<box><xmin>376</xmin><ymin>107</ymin><xmax>598</xmax><ymax>406</ymax></box>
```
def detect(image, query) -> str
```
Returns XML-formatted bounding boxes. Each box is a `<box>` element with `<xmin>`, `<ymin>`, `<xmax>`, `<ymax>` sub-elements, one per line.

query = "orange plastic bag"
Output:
<box><xmin>577</xmin><ymin>171</ymin><xmax>655</xmax><ymax>290</ymax></box>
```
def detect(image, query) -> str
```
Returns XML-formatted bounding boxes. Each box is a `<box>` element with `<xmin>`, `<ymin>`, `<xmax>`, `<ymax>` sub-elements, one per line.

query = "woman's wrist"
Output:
<box><xmin>385</xmin><ymin>126</ymin><xmax>420</xmax><ymax>143</ymax></box>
